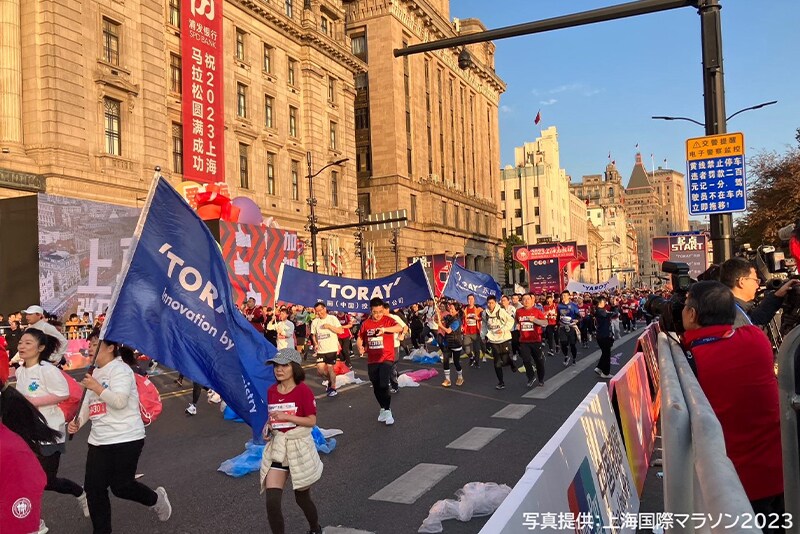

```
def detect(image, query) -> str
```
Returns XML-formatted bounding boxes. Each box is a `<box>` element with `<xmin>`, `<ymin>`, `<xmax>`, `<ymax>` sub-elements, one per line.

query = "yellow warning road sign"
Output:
<box><xmin>686</xmin><ymin>132</ymin><xmax>744</xmax><ymax>160</ymax></box>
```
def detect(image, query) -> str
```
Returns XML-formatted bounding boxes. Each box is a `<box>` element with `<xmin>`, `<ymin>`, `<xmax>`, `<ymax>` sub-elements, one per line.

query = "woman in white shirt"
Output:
<box><xmin>15</xmin><ymin>328</ymin><xmax>89</xmax><ymax>518</ymax></box>
<box><xmin>67</xmin><ymin>336</ymin><xmax>172</xmax><ymax>533</ymax></box>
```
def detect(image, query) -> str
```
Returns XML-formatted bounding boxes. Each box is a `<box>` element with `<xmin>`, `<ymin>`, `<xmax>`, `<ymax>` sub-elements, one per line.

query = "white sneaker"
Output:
<box><xmin>207</xmin><ymin>390</ymin><xmax>222</xmax><ymax>404</ymax></box>
<box><xmin>185</xmin><ymin>403</ymin><xmax>197</xmax><ymax>415</ymax></box>
<box><xmin>599</xmin><ymin>372</ymin><xmax>614</xmax><ymax>379</ymax></box>
<box><xmin>378</xmin><ymin>408</ymin><xmax>388</xmax><ymax>422</ymax></box>
<box><xmin>594</xmin><ymin>367</ymin><xmax>602</xmax><ymax>376</ymax></box>
<box><xmin>77</xmin><ymin>491</ymin><xmax>90</xmax><ymax>518</ymax></box>
<box><xmin>38</xmin><ymin>519</ymin><xmax>49</xmax><ymax>534</ymax></box>
<box><xmin>384</xmin><ymin>410</ymin><xmax>394</xmax><ymax>425</ymax></box>
<box><xmin>152</xmin><ymin>486</ymin><xmax>172</xmax><ymax>521</ymax></box>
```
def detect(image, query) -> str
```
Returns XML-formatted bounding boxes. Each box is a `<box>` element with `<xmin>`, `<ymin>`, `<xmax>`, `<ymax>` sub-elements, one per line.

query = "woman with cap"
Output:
<box><xmin>260</xmin><ymin>348</ymin><xmax>323</xmax><ymax>534</ymax></box>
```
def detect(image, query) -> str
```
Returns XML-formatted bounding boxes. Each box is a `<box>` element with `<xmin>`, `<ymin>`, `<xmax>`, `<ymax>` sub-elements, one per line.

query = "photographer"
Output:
<box><xmin>719</xmin><ymin>257</ymin><xmax>800</xmax><ymax>328</ymax></box>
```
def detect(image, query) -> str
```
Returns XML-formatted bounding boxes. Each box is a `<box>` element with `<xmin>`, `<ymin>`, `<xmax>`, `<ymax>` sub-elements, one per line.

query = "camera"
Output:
<box><xmin>644</xmin><ymin>261</ymin><xmax>694</xmax><ymax>333</ymax></box>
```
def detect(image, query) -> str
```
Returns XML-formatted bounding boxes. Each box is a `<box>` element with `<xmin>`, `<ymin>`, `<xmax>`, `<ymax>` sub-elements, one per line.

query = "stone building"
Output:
<box><xmin>344</xmin><ymin>1</ymin><xmax>505</xmax><ymax>277</ymax></box>
<box><xmin>0</xmin><ymin>0</ymin><xmax>365</xmax><ymax>274</ymax></box>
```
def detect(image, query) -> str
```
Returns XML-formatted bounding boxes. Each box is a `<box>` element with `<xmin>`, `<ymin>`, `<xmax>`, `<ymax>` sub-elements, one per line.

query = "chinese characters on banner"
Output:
<box><xmin>685</xmin><ymin>132</ymin><xmax>746</xmax><ymax>216</ymax></box>
<box><xmin>513</xmin><ymin>242</ymin><xmax>588</xmax><ymax>294</ymax></box>
<box><xmin>651</xmin><ymin>234</ymin><xmax>708</xmax><ymax>279</ymax></box>
<box><xmin>182</xmin><ymin>0</ymin><xmax>224</xmax><ymax>183</ymax></box>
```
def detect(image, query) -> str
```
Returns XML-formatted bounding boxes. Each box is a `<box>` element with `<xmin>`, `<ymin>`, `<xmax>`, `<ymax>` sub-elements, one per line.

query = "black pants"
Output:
<box><xmin>560</xmin><ymin>341</ymin><xmax>577</xmax><ymax>360</ymax></box>
<box><xmin>518</xmin><ymin>342</ymin><xmax>545</xmax><ymax>383</ymax></box>
<box><xmin>597</xmin><ymin>337</ymin><xmax>614</xmax><ymax>374</ymax></box>
<box><xmin>84</xmin><ymin>439</ymin><xmax>158</xmax><ymax>534</ymax></box>
<box><xmin>410</xmin><ymin>327</ymin><xmax>423</xmax><ymax>349</ymax></box>
<box><xmin>338</xmin><ymin>337</ymin><xmax>352</xmax><ymax>366</ymax></box>
<box><xmin>621</xmin><ymin>315</ymin><xmax>631</xmax><ymax>331</ymax></box>
<box><xmin>510</xmin><ymin>330</ymin><xmax>520</xmax><ymax>356</ymax></box>
<box><xmin>441</xmin><ymin>346</ymin><xmax>462</xmax><ymax>372</ymax></box>
<box><xmin>544</xmin><ymin>325</ymin><xmax>556</xmax><ymax>352</ymax></box>
<box><xmin>750</xmin><ymin>494</ymin><xmax>785</xmax><ymax>534</ymax></box>
<box><xmin>368</xmin><ymin>362</ymin><xmax>392</xmax><ymax>410</ymax></box>
<box><xmin>39</xmin><ymin>450</ymin><xmax>83</xmax><ymax>497</ymax></box>
<box><xmin>463</xmin><ymin>334</ymin><xmax>481</xmax><ymax>363</ymax></box>
<box><xmin>490</xmin><ymin>341</ymin><xmax>514</xmax><ymax>385</ymax></box>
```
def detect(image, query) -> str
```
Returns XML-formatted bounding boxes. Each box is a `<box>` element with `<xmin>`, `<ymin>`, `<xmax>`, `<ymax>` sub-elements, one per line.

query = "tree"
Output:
<box><xmin>735</xmin><ymin>137</ymin><xmax>800</xmax><ymax>248</ymax></box>
<box><xmin>502</xmin><ymin>234</ymin><xmax>525</xmax><ymax>287</ymax></box>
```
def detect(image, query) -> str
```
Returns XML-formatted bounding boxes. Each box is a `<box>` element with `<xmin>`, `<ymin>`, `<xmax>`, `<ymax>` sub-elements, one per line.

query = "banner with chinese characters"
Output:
<box><xmin>651</xmin><ymin>234</ymin><xmax>708</xmax><ymax>279</ymax></box>
<box><xmin>219</xmin><ymin>222</ymin><xmax>302</xmax><ymax>307</ymax></box>
<box><xmin>407</xmin><ymin>254</ymin><xmax>465</xmax><ymax>297</ymax></box>
<box><xmin>182</xmin><ymin>0</ymin><xmax>224</xmax><ymax>183</ymax></box>
<box><xmin>514</xmin><ymin>242</ymin><xmax>587</xmax><ymax>294</ymax></box>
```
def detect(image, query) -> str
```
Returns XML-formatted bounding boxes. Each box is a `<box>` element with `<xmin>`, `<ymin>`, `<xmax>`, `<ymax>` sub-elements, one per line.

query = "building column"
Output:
<box><xmin>0</xmin><ymin>0</ymin><xmax>23</xmax><ymax>150</ymax></box>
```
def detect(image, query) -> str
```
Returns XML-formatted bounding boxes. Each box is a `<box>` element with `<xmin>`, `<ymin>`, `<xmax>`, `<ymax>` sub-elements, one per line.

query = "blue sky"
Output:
<box><xmin>451</xmin><ymin>0</ymin><xmax>799</xmax><ymax>188</ymax></box>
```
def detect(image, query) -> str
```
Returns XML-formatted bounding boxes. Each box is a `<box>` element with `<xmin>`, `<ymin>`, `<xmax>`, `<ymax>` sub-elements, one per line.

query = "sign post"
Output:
<box><xmin>685</xmin><ymin>132</ymin><xmax>746</xmax><ymax>218</ymax></box>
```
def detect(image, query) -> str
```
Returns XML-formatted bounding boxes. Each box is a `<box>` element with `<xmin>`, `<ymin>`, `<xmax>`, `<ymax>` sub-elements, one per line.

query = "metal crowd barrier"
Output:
<box><xmin>658</xmin><ymin>332</ymin><xmax>754</xmax><ymax>534</ymax></box>
<box><xmin>777</xmin><ymin>325</ymin><xmax>800</xmax><ymax>534</ymax></box>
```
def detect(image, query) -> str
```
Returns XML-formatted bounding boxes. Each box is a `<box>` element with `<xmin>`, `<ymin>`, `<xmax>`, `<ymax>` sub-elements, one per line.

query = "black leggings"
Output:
<box><xmin>368</xmin><ymin>362</ymin><xmax>392</xmax><ymax>410</ymax></box>
<box><xmin>39</xmin><ymin>450</ymin><xmax>83</xmax><ymax>497</ymax></box>
<box><xmin>560</xmin><ymin>340</ymin><xmax>577</xmax><ymax>359</ymax></box>
<box><xmin>597</xmin><ymin>337</ymin><xmax>614</xmax><ymax>374</ymax></box>
<box><xmin>266</xmin><ymin>487</ymin><xmax>320</xmax><ymax>534</ymax></box>
<box><xmin>518</xmin><ymin>342</ymin><xmax>545</xmax><ymax>383</ymax></box>
<box><xmin>84</xmin><ymin>439</ymin><xmax>157</xmax><ymax>534</ymax></box>
<box><xmin>490</xmin><ymin>341</ymin><xmax>514</xmax><ymax>385</ymax></box>
<box><xmin>338</xmin><ymin>337</ymin><xmax>352</xmax><ymax>366</ymax></box>
<box><xmin>441</xmin><ymin>347</ymin><xmax>462</xmax><ymax>372</ymax></box>
<box><xmin>544</xmin><ymin>326</ymin><xmax>556</xmax><ymax>351</ymax></box>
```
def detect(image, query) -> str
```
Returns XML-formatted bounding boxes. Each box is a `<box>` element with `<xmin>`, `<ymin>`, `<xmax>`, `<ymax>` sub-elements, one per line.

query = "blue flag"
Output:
<box><xmin>101</xmin><ymin>177</ymin><xmax>276</xmax><ymax>442</ymax></box>
<box><xmin>441</xmin><ymin>262</ymin><xmax>502</xmax><ymax>306</ymax></box>
<box><xmin>275</xmin><ymin>262</ymin><xmax>433</xmax><ymax>313</ymax></box>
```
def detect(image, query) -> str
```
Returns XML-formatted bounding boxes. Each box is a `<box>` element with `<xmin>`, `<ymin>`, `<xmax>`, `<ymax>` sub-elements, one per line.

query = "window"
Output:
<box><xmin>502</xmin><ymin>228</ymin><xmax>507</xmax><ymax>239</ymax></box>
<box><xmin>169</xmin><ymin>53</ymin><xmax>181</xmax><ymax>93</ymax></box>
<box><xmin>331</xmin><ymin>171</ymin><xmax>339</xmax><ymax>207</ymax></box>
<box><xmin>410</xmin><ymin>194</ymin><xmax>417</xmax><ymax>222</ymax></box>
<box><xmin>285</xmin><ymin>0</ymin><xmax>293</xmax><ymax>18</ymax></box>
<box><xmin>236</xmin><ymin>83</ymin><xmax>248</xmax><ymax>118</ymax></box>
<box><xmin>289</xmin><ymin>106</ymin><xmax>298</xmax><ymax>137</ymax></box>
<box><xmin>534</xmin><ymin>207</ymin><xmax>540</xmax><ymax>217</ymax></box>
<box><xmin>513</xmin><ymin>189</ymin><xmax>521</xmax><ymax>200</ymax></box>
<box><xmin>103</xmin><ymin>98</ymin><xmax>121</xmax><ymax>155</ymax></box>
<box><xmin>288</xmin><ymin>58</ymin><xmax>296</xmax><ymax>86</ymax></box>
<box><xmin>267</xmin><ymin>152</ymin><xmax>276</xmax><ymax>195</ymax></box>
<box><xmin>351</xmin><ymin>34</ymin><xmax>367</xmax><ymax>62</ymax></box>
<box><xmin>260</xmin><ymin>45</ymin><xmax>271</xmax><ymax>74</ymax></box>
<box><xmin>514</xmin><ymin>208</ymin><xmax>522</xmax><ymax>218</ymax></box>
<box><xmin>358</xmin><ymin>193</ymin><xmax>371</xmax><ymax>215</ymax></box>
<box><xmin>535</xmin><ymin>224</ymin><xmax>541</xmax><ymax>234</ymax></box>
<box><xmin>533</xmin><ymin>187</ymin><xmax>539</xmax><ymax>198</ymax></box>
<box><xmin>501</xmin><ymin>210</ymin><xmax>506</xmax><ymax>219</ymax></box>
<box><xmin>355</xmin><ymin>108</ymin><xmax>369</xmax><ymax>130</ymax></box>
<box><xmin>102</xmin><ymin>18</ymin><xmax>120</xmax><ymax>65</ymax></box>
<box><xmin>264</xmin><ymin>95</ymin><xmax>274</xmax><ymax>128</ymax></box>
<box><xmin>500</xmin><ymin>191</ymin><xmax>505</xmax><ymax>201</ymax></box>
<box><xmin>291</xmin><ymin>160</ymin><xmax>299</xmax><ymax>200</ymax></box>
<box><xmin>465</xmin><ymin>209</ymin><xmax>470</xmax><ymax>229</ymax></box>
<box><xmin>329</xmin><ymin>121</ymin><xmax>337</xmax><ymax>150</ymax></box>
<box><xmin>239</xmin><ymin>144</ymin><xmax>249</xmax><ymax>188</ymax></box>
<box><xmin>515</xmin><ymin>226</ymin><xmax>523</xmax><ymax>236</ymax></box>
<box><xmin>320</xmin><ymin>16</ymin><xmax>329</xmax><ymax>35</ymax></box>
<box><xmin>168</xmin><ymin>0</ymin><xmax>180</xmax><ymax>27</ymax></box>
<box><xmin>454</xmin><ymin>205</ymin><xmax>459</xmax><ymax>228</ymax></box>
<box><xmin>172</xmin><ymin>123</ymin><xmax>183</xmax><ymax>174</ymax></box>
<box><xmin>356</xmin><ymin>146</ymin><xmax>371</xmax><ymax>173</ymax></box>
<box><xmin>327</xmin><ymin>77</ymin><xmax>335</xmax><ymax>103</ymax></box>
<box><xmin>484</xmin><ymin>215</ymin><xmax>489</xmax><ymax>235</ymax></box>
<box><xmin>441</xmin><ymin>201</ymin><xmax>447</xmax><ymax>226</ymax></box>
<box><xmin>235</xmin><ymin>29</ymin><xmax>245</xmax><ymax>61</ymax></box>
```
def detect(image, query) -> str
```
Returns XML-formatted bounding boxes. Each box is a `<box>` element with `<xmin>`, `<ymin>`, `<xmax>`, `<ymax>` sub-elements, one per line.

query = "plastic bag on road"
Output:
<box><xmin>411</xmin><ymin>352</ymin><xmax>442</xmax><ymax>364</ymax></box>
<box><xmin>405</xmin><ymin>369</ymin><xmax>439</xmax><ymax>382</ymax></box>
<box><xmin>397</xmin><ymin>373</ymin><xmax>420</xmax><ymax>388</ymax></box>
<box><xmin>418</xmin><ymin>482</ymin><xmax>511</xmax><ymax>533</ymax></box>
<box><xmin>311</xmin><ymin>426</ymin><xmax>337</xmax><ymax>454</ymax></box>
<box><xmin>322</xmin><ymin>371</ymin><xmax>364</xmax><ymax>389</ymax></box>
<box><xmin>218</xmin><ymin>439</ymin><xmax>265</xmax><ymax>478</ymax></box>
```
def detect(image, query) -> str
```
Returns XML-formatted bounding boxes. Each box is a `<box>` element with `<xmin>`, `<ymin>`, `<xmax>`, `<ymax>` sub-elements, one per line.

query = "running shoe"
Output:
<box><xmin>383</xmin><ymin>410</ymin><xmax>394</xmax><ymax>425</ymax></box>
<box><xmin>441</xmin><ymin>379</ymin><xmax>451</xmax><ymax>387</ymax></box>
<box><xmin>173</xmin><ymin>377</ymin><xmax>184</xmax><ymax>387</ymax></box>
<box><xmin>378</xmin><ymin>409</ymin><xmax>388</xmax><ymax>422</ymax></box>
<box><xmin>207</xmin><ymin>390</ymin><xmax>222</xmax><ymax>404</ymax></box>
<box><xmin>152</xmin><ymin>487</ymin><xmax>172</xmax><ymax>521</ymax></box>
<box><xmin>185</xmin><ymin>403</ymin><xmax>197</xmax><ymax>415</ymax></box>
<box><xmin>526</xmin><ymin>378</ymin><xmax>536</xmax><ymax>388</ymax></box>
<box><xmin>455</xmin><ymin>376</ymin><xmax>464</xmax><ymax>386</ymax></box>
<box><xmin>326</xmin><ymin>388</ymin><xmax>338</xmax><ymax>397</ymax></box>
<box><xmin>563</xmin><ymin>357</ymin><xmax>570</xmax><ymax>367</ymax></box>
<box><xmin>77</xmin><ymin>491</ymin><xmax>90</xmax><ymax>518</ymax></box>
<box><xmin>599</xmin><ymin>372</ymin><xmax>613</xmax><ymax>379</ymax></box>
<box><xmin>390</xmin><ymin>387</ymin><xmax>399</xmax><ymax>393</ymax></box>
<box><xmin>594</xmin><ymin>367</ymin><xmax>602</xmax><ymax>376</ymax></box>
<box><xmin>38</xmin><ymin>520</ymin><xmax>49</xmax><ymax>534</ymax></box>
<box><xmin>495</xmin><ymin>383</ymin><xmax>505</xmax><ymax>390</ymax></box>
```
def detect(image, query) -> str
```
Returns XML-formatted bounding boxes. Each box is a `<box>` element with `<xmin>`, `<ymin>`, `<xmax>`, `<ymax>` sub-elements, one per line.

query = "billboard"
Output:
<box><xmin>182</xmin><ymin>0</ymin><xmax>225</xmax><ymax>183</ymax></box>
<box><xmin>513</xmin><ymin>242</ymin><xmax>588</xmax><ymax>294</ymax></box>
<box><xmin>407</xmin><ymin>254</ymin><xmax>465</xmax><ymax>297</ymax></box>
<box><xmin>651</xmin><ymin>234</ymin><xmax>708</xmax><ymax>279</ymax></box>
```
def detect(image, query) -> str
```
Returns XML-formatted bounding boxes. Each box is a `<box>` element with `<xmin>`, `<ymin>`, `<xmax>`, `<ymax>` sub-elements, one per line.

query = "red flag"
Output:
<box><xmin>534</xmin><ymin>110</ymin><xmax>541</xmax><ymax>125</ymax></box>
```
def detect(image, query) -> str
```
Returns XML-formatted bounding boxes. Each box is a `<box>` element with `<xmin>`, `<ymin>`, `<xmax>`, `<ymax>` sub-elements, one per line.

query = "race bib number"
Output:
<box><xmin>520</xmin><ymin>321</ymin><xmax>535</xmax><ymax>331</ymax></box>
<box><xmin>89</xmin><ymin>402</ymin><xmax>107</xmax><ymax>420</ymax></box>
<box><xmin>368</xmin><ymin>336</ymin><xmax>384</xmax><ymax>350</ymax></box>
<box><xmin>317</xmin><ymin>331</ymin><xmax>331</xmax><ymax>341</ymax></box>
<box><xmin>466</xmin><ymin>319</ymin><xmax>477</xmax><ymax>327</ymax></box>
<box><xmin>268</xmin><ymin>402</ymin><xmax>298</xmax><ymax>430</ymax></box>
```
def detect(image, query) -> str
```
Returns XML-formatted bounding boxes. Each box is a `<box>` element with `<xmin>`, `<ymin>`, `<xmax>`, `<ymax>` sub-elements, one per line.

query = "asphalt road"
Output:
<box><xmin>42</xmin><ymin>331</ymin><xmax>647</xmax><ymax>534</ymax></box>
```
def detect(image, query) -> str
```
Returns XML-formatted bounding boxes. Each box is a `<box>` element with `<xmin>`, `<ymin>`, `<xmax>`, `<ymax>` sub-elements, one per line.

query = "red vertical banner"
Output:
<box><xmin>182</xmin><ymin>0</ymin><xmax>224</xmax><ymax>184</ymax></box>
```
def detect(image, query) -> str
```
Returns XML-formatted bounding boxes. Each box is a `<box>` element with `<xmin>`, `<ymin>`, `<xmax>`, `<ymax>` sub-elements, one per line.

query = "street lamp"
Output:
<box><xmin>306</xmin><ymin>152</ymin><xmax>348</xmax><ymax>273</ymax></box>
<box><xmin>650</xmin><ymin>100</ymin><xmax>777</xmax><ymax>127</ymax></box>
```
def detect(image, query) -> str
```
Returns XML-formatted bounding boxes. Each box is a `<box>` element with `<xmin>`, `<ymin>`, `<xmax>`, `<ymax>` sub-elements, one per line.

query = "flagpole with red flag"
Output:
<box><xmin>534</xmin><ymin>109</ymin><xmax>541</xmax><ymax>125</ymax></box>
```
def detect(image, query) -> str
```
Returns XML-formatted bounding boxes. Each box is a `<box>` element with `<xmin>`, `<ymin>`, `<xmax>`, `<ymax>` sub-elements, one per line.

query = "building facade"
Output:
<box><xmin>625</xmin><ymin>154</ymin><xmax>689</xmax><ymax>284</ymax></box>
<box><xmin>0</xmin><ymin>0</ymin><xmax>366</xmax><ymax>275</ymax></box>
<box><xmin>344</xmin><ymin>1</ymin><xmax>505</xmax><ymax>277</ymax></box>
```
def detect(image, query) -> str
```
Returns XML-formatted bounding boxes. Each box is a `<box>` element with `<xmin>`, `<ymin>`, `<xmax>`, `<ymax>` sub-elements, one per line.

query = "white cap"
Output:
<box><xmin>22</xmin><ymin>305</ymin><xmax>44</xmax><ymax>315</ymax></box>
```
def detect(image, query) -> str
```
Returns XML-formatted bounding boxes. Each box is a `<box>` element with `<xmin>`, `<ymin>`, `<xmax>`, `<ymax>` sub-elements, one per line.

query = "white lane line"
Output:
<box><xmin>323</xmin><ymin>527</ymin><xmax>375</xmax><ymax>534</ymax></box>
<box><xmin>369</xmin><ymin>463</ymin><xmax>458</xmax><ymax>504</ymax></box>
<box><xmin>491</xmin><ymin>404</ymin><xmax>536</xmax><ymax>419</ymax></box>
<box><xmin>446</xmin><ymin>427</ymin><xmax>505</xmax><ymax>451</ymax></box>
<box><xmin>522</xmin><ymin>330</ymin><xmax>641</xmax><ymax>400</ymax></box>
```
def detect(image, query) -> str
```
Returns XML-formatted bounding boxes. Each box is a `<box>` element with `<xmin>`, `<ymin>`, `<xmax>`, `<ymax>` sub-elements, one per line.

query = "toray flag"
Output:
<box><xmin>275</xmin><ymin>262</ymin><xmax>433</xmax><ymax>313</ymax></box>
<box><xmin>101</xmin><ymin>177</ymin><xmax>276</xmax><ymax>442</ymax></box>
<box><xmin>441</xmin><ymin>263</ymin><xmax>502</xmax><ymax>307</ymax></box>
<box><xmin>566</xmin><ymin>275</ymin><xmax>621</xmax><ymax>294</ymax></box>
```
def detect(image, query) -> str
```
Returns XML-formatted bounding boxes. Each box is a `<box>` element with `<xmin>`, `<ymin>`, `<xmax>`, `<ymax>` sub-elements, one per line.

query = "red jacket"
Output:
<box><xmin>682</xmin><ymin>324</ymin><xmax>783</xmax><ymax>501</ymax></box>
<box><xmin>790</xmin><ymin>236</ymin><xmax>800</xmax><ymax>264</ymax></box>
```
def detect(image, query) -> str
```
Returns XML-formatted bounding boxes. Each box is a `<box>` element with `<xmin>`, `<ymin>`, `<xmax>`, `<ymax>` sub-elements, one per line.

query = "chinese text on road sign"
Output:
<box><xmin>685</xmin><ymin>132</ymin><xmax>746</xmax><ymax>216</ymax></box>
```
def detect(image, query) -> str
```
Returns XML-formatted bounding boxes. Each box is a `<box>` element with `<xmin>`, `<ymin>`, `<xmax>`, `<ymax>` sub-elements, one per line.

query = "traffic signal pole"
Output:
<box><xmin>395</xmin><ymin>0</ymin><xmax>734</xmax><ymax>263</ymax></box>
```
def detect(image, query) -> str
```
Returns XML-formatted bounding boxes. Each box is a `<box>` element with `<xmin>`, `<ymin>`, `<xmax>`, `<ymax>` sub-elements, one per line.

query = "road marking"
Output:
<box><xmin>491</xmin><ymin>404</ymin><xmax>535</xmax><ymax>419</ymax></box>
<box><xmin>446</xmin><ymin>427</ymin><xmax>505</xmax><ymax>451</ymax></box>
<box><xmin>369</xmin><ymin>463</ymin><xmax>457</xmax><ymax>504</ymax></box>
<box><xmin>522</xmin><ymin>330</ymin><xmax>640</xmax><ymax>400</ymax></box>
<box><xmin>323</xmin><ymin>528</ymin><xmax>375</xmax><ymax>534</ymax></box>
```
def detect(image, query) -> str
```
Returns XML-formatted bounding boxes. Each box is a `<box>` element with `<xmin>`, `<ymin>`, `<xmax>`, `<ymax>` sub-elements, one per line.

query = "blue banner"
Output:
<box><xmin>275</xmin><ymin>262</ymin><xmax>433</xmax><ymax>312</ymax></box>
<box><xmin>101</xmin><ymin>177</ymin><xmax>276</xmax><ymax>442</ymax></box>
<box><xmin>441</xmin><ymin>262</ymin><xmax>502</xmax><ymax>306</ymax></box>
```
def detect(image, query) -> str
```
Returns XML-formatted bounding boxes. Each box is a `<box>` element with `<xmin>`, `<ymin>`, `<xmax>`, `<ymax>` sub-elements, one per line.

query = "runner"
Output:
<box><xmin>267</xmin><ymin>308</ymin><xmax>296</xmax><ymax>351</ymax></box>
<box><xmin>14</xmin><ymin>328</ymin><xmax>89</xmax><ymax>519</ymax></box>
<box><xmin>384</xmin><ymin>304</ymin><xmax>409</xmax><ymax>393</ymax></box>
<box><xmin>67</xmin><ymin>338</ymin><xmax>172</xmax><ymax>533</ymax></box>
<box><xmin>483</xmin><ymin>295</ymin><xmax>515</xmax><ymax>390</ymax></box>
<box><xmin>516</xmin><ymin>294</ymin><xmax>550</xmax><ymax>388</ymax></box>
<box><xmin>557</xmin><ymin>290</ymin><xmax>581</xmax><ymax>366</ymax></box>
<box><xmin>335</xmin><ymin>311</ymin><xmax>356</xmax><ymax>368</ymax></box>
<box><xmin>436</xmin><ymin>302</ymin><xmax>464</xmax><ymax>387</ymax></box>
<box><xmin>261</xmin><ymin>348</ymin><xmax>323</xmax><ymax>534</ymax></box>
<box><xmin>542</xmin><ymin>295</ymin><xmax>558</xmax><ymax>356</ymax></box>
<box><xmin>357</xmin><ymin>298</ymin><xmax>403</xmax><ymax>425</ymax></box>
<box><xmin>501</xmin><ymin>295</ymin><xmax>519</xmax><ymax>358</ymax></box>
<box><xmin>462</xmin><ymin>295</ymin><xmax>483</xmax><ymax>368</ymax></box>
<box><xmin>310</xmin><ymin>303</ymin><xmax>344</xmax><ymax>398</ymax></box>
